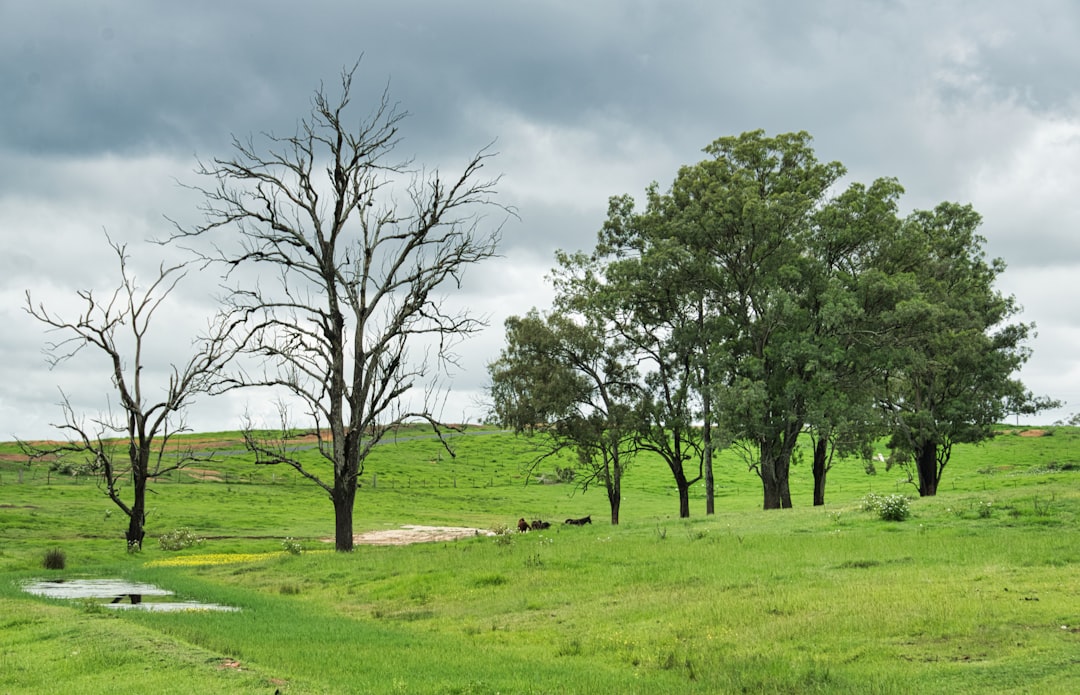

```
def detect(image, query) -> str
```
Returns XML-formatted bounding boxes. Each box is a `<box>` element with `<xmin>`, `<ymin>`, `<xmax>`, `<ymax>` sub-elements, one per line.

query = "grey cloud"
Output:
<box><xmin>3</xmin><ymin>0</ymin><xmax>1079</xmax><ymax>436</ymax></box>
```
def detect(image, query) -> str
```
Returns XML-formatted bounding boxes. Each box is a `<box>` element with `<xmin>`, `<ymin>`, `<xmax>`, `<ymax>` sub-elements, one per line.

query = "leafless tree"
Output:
<box><xmin>23</xmin><ymin>237</ymin><xmax>238</xmax><ymax>550</ymax></box>
<box><xmin>174</xmin><ymin>63</ymin><xmax>509</xmax><ymax>551</ymax></box>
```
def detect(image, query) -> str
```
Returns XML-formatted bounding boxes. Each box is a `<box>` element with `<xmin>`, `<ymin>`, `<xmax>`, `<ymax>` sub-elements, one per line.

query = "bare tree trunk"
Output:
<box><xmin>915</xmin><ymin>440</ymin><xmax>938</xmax><ymax>497</ymax></box>
<box><xmin>703</xmin><ymin>393</ymin><xmax>715</xmax><ymax>515</ymax></box>
<box><xmin>760</xmin><ymin>438</ymin><xmax>795</xmax><ymax>509</ymax></box>
<box><xmin>126</xmin><ymin>474</ymin><xmax>147</xmax><ymax>550</ymax></box>
<box><xmin>178</xmin><ymin>64</ymin><xmax>505</xmax><ymax>552</ymax></box>
<box><xmin>332</xmin><ymin>481</ymin><xmax>357</xmax><ymax>552</ymax></box>
<box><xmin>606</xmin><ymin>477</ymin><xmax>621</xmax><ymax>525</ymax></box>
<box><xmin>23</xmin><ymin>236</ymin><xmax>234</xmax><ymax>552</ymax></box>
<box><xmin>812</xmin><ymin>436</ymin><xmax>827</xmax><ymax>506</ymax></box>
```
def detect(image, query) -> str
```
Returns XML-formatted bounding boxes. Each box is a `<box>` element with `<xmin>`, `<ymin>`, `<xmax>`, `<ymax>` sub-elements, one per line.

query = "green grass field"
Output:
<box><xmin>1</xmin><ymin>425</ymin><xmax>1078</xmax><ymax>693</ymax></box>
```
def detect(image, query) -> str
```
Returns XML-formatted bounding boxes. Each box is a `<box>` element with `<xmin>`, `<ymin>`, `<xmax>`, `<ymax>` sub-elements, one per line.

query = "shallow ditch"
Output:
<box><xmin>22</xmin><ymin>578</ymin><xmax>239</xmax><ymax>612</ymax></box>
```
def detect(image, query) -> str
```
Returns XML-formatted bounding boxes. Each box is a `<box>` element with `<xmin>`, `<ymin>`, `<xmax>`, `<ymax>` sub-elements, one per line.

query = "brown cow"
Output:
<box><xmin>517</xmin><ymin>518</ymin><xmax>530</xmax><ymax>533</ymax></box>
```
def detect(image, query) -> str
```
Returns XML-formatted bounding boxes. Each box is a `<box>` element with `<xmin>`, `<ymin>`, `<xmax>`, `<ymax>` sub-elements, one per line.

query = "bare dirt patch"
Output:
<box><xmin>184</xmin><ymin>467</ymin><xmax>224</xmax><ymax>482</ymax></box>
<box><xmin>334</xmin><ymin>525</ymin><xmax>497</xmax><ymax>546</ymax></box>
<box><xmin>1018</xmin><ymin>429</ymin><xmax>1049</xmax><ymax>437</ymax></box>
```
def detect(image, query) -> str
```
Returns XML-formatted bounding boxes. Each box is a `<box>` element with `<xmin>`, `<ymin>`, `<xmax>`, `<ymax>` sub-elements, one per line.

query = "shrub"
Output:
<box><xmin>490</xmin><ymin>523</ymin><xmax>514</xmax><ymax>546</ymax></box>
<box><xmin>861</xmin><ymin>492</ymin><xmax>911</xmax><ymax>521</ymax></box>
<box><xmin>158</xmin><ymin>528</ymin><xmax>204</xmax><ymax>551</ymax></box>
<box><xmin>43</xmin><ymin>547</ymin><xmax>66</xmax><ymax>570</ymax></box>
<box><xmin>282</xmin><ymin>537</ymin><xmax>304</xmax><ymax>555</ymax></box>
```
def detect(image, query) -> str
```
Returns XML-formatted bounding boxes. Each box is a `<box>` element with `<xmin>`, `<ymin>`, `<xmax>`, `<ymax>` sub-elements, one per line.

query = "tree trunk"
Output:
<box><xmin>126</xmin><ymin>477</ymin><xmax>147</xmax><ymax>550</ymax></box>
<box><xmin>607</xmin><ymin>475</ymin><xmax>621</xmax><ymax>525</ymax></box>
<box><xmin>332</xmin><ymin>479</ymin><xmax>357</xmax><ymax>551</ymax></box>
<box><xmin>812</xmin><ymin>436</ymin><xmax>827</xmax><ymax>506</ymax></box>
<box><xmin>761</xmin><ymin>456</ymin><xmax>783</xmax><ymax>510</ymax></box>
<box><xmin>760</xmin><ymin>439</ymin><xmax>794</xmax><ymax>510</ymax></box>
<box><xmin>760</xmin><ymin>442</ymin><xmax>786</xmax><ymax>513</ymax></box>
<box><xmin>915</xmin><ymin>440</ymin><xmax>938</xmax><ymax>497</ymax></box>
<box><xmin>703</xmin><ymin>415</ymin><xmax>715</xmax><ymax>515</ymax></box>
<box><xmin>126</xmin><ymin>445</ymin><xmax>148</xmax><ymax>550</ymax></box>
<box><xmin>677</xmin><ymin>479</ymin><xmax>691</xmax><ymax>518</ymax></box>
<box><xmin>779</xmin><ymin>461</ymin><xmax>792</xmax><ymax>508</ymax></box>
<box><xmin>609</xmin><ymin>494</ymin><xmax>621</xmax><ymax>525</ymax></box>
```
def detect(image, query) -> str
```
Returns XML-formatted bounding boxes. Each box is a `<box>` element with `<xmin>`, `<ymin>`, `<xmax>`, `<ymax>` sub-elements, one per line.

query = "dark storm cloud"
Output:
<box><xmin>3</xmin><ymin>0</ymin><xmax>1079</xmax><ymax>436</ymax></box>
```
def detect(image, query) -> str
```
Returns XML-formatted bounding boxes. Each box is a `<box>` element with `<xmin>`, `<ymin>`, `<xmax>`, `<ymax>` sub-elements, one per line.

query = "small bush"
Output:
<box><xmin>282</xmin><ymin>537</ymin><xmax>304</xmax><ymax>555</ymax></box>
<box><xmin>976</xmin><ymin>500</ymin><xmax>994</xmax><ymax>518</ymax></box>
<box><xmin>43</xmin><ymin>547</ymin><xmax>66</xmax><ymax>570</ymax></box>
<box><xmin>861</xmin><ymin>492</ymin><xmax>910</xmax><ymax>521</ymax></box>
<box><xmin>158</xmin><ymin>528</ymin><xmax>204</xmax><ymax>551</ymax></box>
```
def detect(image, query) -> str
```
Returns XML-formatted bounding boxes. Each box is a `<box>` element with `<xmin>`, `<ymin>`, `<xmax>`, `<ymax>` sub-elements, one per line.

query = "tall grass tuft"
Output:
<box><xmin>42</xmin><ymin>547</ymin><xmax>66</xmax><ymax>570</ymax></box>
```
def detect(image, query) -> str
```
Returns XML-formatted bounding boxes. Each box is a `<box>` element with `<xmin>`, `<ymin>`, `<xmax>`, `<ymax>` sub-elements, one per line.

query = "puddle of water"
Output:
<box><xmin>21</xmin><ymin>578</ymin><xmax>239</xmax><ymax>612</ymax></box>
<box><xmin>23</xmin><ymin>579</ymin><xmax>173</xmax><ymax>599</ymax></box>
<box><xmin>105</xmin><ymin>601</ymin><xmax>240</xmax><ymax>612</ymax></box>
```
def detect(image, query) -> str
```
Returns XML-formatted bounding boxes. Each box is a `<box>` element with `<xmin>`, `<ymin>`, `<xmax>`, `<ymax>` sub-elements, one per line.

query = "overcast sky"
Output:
<box><xmin>3</xmin><ymin>0</ymin><xmax>1078</xmax><ymax>440</ymax></box>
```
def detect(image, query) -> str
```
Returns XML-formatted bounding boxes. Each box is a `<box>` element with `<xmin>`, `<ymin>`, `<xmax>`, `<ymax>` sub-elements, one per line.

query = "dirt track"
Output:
<box><xmin>344</xmin><ymin>525</ymin><xmax>496</xmax><ymax>546</ymax></box>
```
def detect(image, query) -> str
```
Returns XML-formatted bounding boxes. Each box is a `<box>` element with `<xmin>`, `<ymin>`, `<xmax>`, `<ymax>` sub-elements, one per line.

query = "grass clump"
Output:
<box><xmin>42</xmin><ymin>547</ymin><xmax>66</xmax><ymax>570</ymax></box>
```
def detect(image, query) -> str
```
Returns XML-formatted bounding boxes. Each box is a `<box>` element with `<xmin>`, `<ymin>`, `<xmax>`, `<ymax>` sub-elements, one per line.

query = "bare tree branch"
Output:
<box><xmin>171</xmin><ymin>61</ymin><xmax>511</xmax><ymax>551</ymax></box>
<box><xmin>23</xmin><ymin>235</ymin><xmax>239</xmax><ymax>549</ymax></box>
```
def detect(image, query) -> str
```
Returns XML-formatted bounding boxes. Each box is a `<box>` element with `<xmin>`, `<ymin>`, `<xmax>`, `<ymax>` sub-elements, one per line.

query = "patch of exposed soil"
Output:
<box><xmin>184</xmin><ymin>467</ymin><xmax>224</xmax><ymax>482</ymax></box>
<box><xmin>1018</xmin><ymin>429</ymin><xmax>1048</xmax><ymax>437</ymax></box>
<box><xmin>330</xmin><ymin>525</ymin><xmax>496</xmax><ymax>546</ymax></box>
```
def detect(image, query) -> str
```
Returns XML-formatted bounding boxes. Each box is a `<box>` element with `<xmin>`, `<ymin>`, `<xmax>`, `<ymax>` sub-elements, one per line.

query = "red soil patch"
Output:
<box><xmin>1018</xmin><ymin>429</ymin><xmax>1048</xmax><ymax>437</ymax></box>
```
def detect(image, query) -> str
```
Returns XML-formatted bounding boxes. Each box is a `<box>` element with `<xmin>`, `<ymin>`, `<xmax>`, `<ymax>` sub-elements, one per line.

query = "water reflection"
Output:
<box><xmin>22</xmin><ymin>578</ymin><xmax>239</xmax><ymax>612</ymax></box>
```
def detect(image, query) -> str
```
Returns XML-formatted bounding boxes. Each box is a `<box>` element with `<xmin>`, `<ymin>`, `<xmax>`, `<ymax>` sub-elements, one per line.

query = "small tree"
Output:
<box><xmin>488</xmin><ymin>309</ymin><xmax>639</xmax><ymax>524</ymax></box>
<box><xmin>23</xmin><ymin>237</ymin><xmax>235</xmax><ymax>550</ymax></box>
<box><xmin>176</xmin><ymin>63</ymin><xmax>507</xmax><ymax>551</ymax></box>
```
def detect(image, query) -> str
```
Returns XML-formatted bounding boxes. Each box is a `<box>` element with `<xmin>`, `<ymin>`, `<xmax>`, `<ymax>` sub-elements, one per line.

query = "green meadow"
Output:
<box><xmin>1</xmin><ymin>426</ymin><xmax>1078</xmax><ymax>694</ymax></box>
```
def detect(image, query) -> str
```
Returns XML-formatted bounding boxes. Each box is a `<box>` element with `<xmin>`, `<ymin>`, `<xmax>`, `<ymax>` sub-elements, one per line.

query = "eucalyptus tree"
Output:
<box><xmin>175</xmin><ymin>64</ymin><xmax>506</xmax><ymax>551</ymax></box>
<box><xmin>589</xmin><ymin>197</ymin><xmax>709</xmax><ymax>518</ymax></box>
<box><xmin>801</xmin><ymin>177</ymin><xmax>906</xmax><ymax>504</ymax></box>
<box><xmin>877</xmin><ymin>202</ymin><xmax>1040</xmax><ymax>496</ymax></box>
<box><xmin>488</xmin><ymin>308</ymin><xmax>639</xmax><ymax>524</ymax></box>
<box><xmin>23</xmin><ymin>238</ymin><xmax>237</xmax><ymax>550</ymax></box>
<box><xmin>655</xmin><ymin>130</ymin><xmax>846</xmax><ymax>509</ymax></box>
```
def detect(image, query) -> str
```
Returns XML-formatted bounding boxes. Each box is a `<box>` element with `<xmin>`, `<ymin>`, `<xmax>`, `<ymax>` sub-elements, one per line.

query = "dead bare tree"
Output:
<box><xmin>23</xmin><ymin>237</ymin><xmax>238</xmax><ymax>550</ymax></box>
<box><xmin>174</xmin><ymin>63</ymin><xmax>508</xmax><ymax>551</ymax></box>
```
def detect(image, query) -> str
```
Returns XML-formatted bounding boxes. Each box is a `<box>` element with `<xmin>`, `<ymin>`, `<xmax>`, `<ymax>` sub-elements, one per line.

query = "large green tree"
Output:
<box><xmin>801</xmin><ymin>177</ymin><xmax>906</xmax><ymax>505</ymax></box>
<box><xmin>877</xmin><ymin>202</ymin><xmax>1038</xmax><ymax>496</ymax></box>
<box><xmin>657</xmin><ymin>131</ymin><xmax>846</xmax><ymax>509</ymax></box>
<box><xmin>589</xmin><ymin>199</ymin><xmax>709</xmax><ymax>518</ymax></box>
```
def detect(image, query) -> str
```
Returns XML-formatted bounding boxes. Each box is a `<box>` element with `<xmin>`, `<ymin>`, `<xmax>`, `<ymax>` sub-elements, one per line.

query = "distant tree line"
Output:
<box><xmin>488</xmin><ymin>130</ymin><xmax>1056</xmax><ymax>522</ymax></box>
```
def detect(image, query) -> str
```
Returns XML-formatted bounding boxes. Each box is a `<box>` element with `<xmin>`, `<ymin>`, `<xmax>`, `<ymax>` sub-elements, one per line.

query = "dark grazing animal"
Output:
<box><xmin>530</xmin><ymin>519</ymin><xmax>551</xmax><ymax>530</ymax></box>
<box><xmin>517</xmin><ymin>518</ymin><xmax>530</xmax><ymax>533</ymax></box>
<box><xmin>564</xmin><ymin>515</ymin><xmax>592</xmax><ymax>526</ymax></box>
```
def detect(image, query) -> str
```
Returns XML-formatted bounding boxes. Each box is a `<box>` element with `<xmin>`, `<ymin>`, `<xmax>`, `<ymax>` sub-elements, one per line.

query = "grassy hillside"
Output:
<box><xmin>1</xmin><ymin>426</ymin><xmax>1078</xmax><ymax>693</ymax></box>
